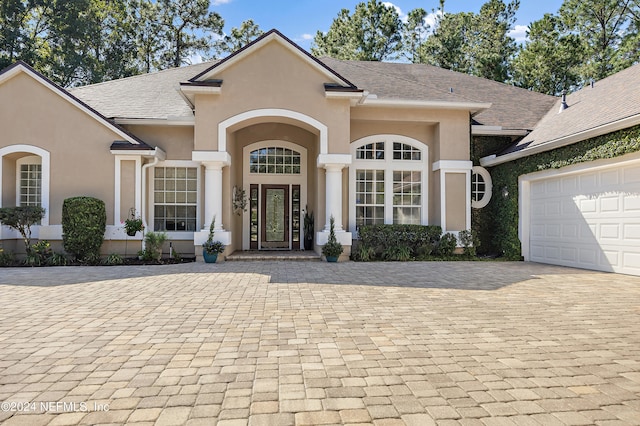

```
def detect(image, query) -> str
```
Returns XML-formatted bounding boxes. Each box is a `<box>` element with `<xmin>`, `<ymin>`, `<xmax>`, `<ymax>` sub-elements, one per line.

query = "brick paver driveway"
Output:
<box><xmin>1</xmin><ymin>261</ymin><xmax>639</xmax><ymax>426</ymax></box>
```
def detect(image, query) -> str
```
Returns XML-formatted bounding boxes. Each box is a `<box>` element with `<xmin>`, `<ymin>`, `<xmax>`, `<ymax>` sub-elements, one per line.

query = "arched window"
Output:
<box><xmin>249</xmin><ymin>147</ymin><xmax>301</xmax><ymax>174</ymax></box>
<box><xmin>350</xmin><ymin>135</ymin><xmax>428</xmax><ymax>230</ymax></box>
<box><xmin>471</xmin><ymin>166</ymin><xmax>492</xmax><ymax>209</ymax></box>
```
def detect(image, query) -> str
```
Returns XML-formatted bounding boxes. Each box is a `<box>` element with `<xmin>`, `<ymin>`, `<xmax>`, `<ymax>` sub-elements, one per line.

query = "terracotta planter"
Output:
<box><xmin>203</xmin><ymin>250</ymin><xmax>218</xmax><ymax>263</ymax></box>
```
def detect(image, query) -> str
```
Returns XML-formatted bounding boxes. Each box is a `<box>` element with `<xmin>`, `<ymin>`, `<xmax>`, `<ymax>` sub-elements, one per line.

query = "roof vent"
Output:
<box><xmin>449</xmin><ymin>87</ymin><xmax>454</xmax><ymax>93</ymax></box>
<box><xmin>591</xmin><ymin>80</ymin><xmax>595</xmax><ymax>89</ymax></box>
<box><xmin>559</xmin><ymin>90</ymin><xmax>568</xmax><ymax>113</ymax></box>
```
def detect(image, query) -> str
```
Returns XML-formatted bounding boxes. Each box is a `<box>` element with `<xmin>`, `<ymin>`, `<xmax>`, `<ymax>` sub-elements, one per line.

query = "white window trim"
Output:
<box><xmin>149</xmin><ymin>160</ymin><xmax>201</xmax><ymax>239</ymax></box>
<box><xmin>16</xmin><ymin>155</ymin><xmax>42</xmax><ymax>207</ymax></box>
<box><xmin>471</xmin><ymin>166</ymin><xmax>492</xmax><ymax>209</ymax></box>
<box><xmin>0</xmin><ymin>145</ymin><xmax>50</xmax><ymax>225</ymax></box>
<box><xmin>349</xmin><ymin>135</ymin><xmax>429</xmax><ymax>233</ymax></box>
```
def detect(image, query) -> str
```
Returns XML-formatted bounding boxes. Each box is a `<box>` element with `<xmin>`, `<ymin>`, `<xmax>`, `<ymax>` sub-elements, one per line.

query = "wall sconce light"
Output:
<box><xmin>502</xmin><ymin>186</ymin><xmax>509</xmax><ymax>198</ymax></box>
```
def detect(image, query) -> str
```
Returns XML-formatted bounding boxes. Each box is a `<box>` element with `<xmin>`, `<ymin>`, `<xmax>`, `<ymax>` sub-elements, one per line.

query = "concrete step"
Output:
<box><xmin>226</xmin><ymin>250</ymin><xmax>322</xmax><ymax>261</ymax></box>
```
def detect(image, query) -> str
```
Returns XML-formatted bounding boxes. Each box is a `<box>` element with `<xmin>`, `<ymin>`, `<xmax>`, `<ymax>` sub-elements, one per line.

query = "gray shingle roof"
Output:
<box><xmin>319</xmin><ymin>58</ymin><xmax>557</xmax><ymax>130</ymax></box>
<box><xmin>504</xmin><ymin>63</ymin><xmax>640</xmax><ymax>155</ymax></box>
<box><xmin>69</xmin><ymin>62</ymin><xmax>216</xmax><ymax>120</ymax></box>
<box><xmin>69</xmin><ymin>54</ymin><xmax>555</xmax><ymax>131</ymax></box>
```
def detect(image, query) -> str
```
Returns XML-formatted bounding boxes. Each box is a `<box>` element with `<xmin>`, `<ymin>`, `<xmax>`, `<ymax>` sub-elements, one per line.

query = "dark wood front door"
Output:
<box><xmin>261</xmin><ymin>185</ymin><xmax>289</xmax><ymax>249</ymax></box>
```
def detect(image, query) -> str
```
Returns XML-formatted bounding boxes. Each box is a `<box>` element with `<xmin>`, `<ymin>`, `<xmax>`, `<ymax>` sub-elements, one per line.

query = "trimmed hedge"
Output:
<box><xmin>353</xmin><ymin>224</ymin><xmax>454</xmax><ymax>261</ymax></box>
<box><xmin>62</xmin><ymin>196</ymin><xmax>106</xmax><ymax>262</ymax></box>
<box><xmin>477</xmin><ymin>124</ymin><xmax>640</xmax><ymax>259</ymax></box>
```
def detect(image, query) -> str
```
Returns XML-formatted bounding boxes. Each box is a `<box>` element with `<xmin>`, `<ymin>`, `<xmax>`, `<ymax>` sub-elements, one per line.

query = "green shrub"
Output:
<box><xmin>0</xmin><ymin>249</ymin><xmax>16</xmax><ymax>266</ymax></box>
<box><xmin>436</xmin><ymin>233</ymin><xmax>458</xmax><ymax>257</ymax></box>
<box><xmin>352</xmin><ymin>242</ymin><xmax>374</xmax><ymax>262</ymax></box>
<box><xmin>62</xmin><ymin>197</ymin><xmax>106</xmax><ymax>261</ymax></box>
<box><xmin>458</xmin><ymin>229</ymin><xmax>480</xmax><ymax>257</ymax></box>
<box><xmin>25</xmin><ymin>240</ymin><xmax>52</xmax><ymax>266</ymax></box>
<box><xmin>0</xmin><ymin>206</ymin><xmax>45</xmax><ymax>253</ymax></box>
<box><xmin>356</xmin><ymin>224</ymin><xmax>442</xmax><ymax>261</ymax></box>
<box><xmin>144</xmin><ymin>231</ymin><xmax>167</xmax><ymax>260</ymax></box>
<box><xmin>104</xmin><ymin>253</ymin><xmax>124</xmax><ymax>265</ymax></box>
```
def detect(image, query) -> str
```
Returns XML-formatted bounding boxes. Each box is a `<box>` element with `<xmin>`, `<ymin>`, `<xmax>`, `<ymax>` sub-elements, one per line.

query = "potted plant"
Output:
<box><xmin>203</xmin><ymin>217</ymin><xmax>225</xmax><ymax>263</ymax></box>
<box><xmin>322</xmin><ymin>216</ymin><xmax>343</xmax><ymax>262</ymax></box>
<box><xmin>232</xmin><ymin>185</ymin><xmax>247</xmax><ymax>216</ymax></box>
<box><xmin>303</xmin><ymin>207</ymin><xmax>314</xmax><ymax>250</ymax></box>
<box><xmin>124</xmin><ymin>208</ymin><xmax>144</xmax><ymax>236</ymax></box>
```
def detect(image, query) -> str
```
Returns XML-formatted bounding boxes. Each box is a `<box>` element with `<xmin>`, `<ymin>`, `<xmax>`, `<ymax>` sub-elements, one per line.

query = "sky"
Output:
<box><xmin>210</xmin><ymin>0</ymin><xmax>566</xmax><ymax>50</ymax></box>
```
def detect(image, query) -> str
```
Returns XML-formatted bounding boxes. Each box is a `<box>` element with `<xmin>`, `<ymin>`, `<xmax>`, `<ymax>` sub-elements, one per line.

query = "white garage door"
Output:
<box><xmin>521</xmin><ymin>156</ymin><xmax>640</xmax><ymax>275</ymax></box>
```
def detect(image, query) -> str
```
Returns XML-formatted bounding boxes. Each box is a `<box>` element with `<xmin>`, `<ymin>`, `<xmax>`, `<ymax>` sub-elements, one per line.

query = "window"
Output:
<box><xmin>355</xmin><ymin>169</ymin><xmax>385</xmax><ymax>227</ymax></box>
<box><xmin>249</xmin><ymin>147</ymin><xmax>301</xmax><ymax>174</ymax></box>
<box><xmin>471</xmin><ymin>166</ymin><xmax>492</xmax><ymax>209</ymax></box>
<box><xmin>351</xmin><ymin>135</ymin><xmax>428</xmax><ymax>230</ymax></box>
<box><xmin>393</xmin><ymin>171</ymin><xmax>421</xmax><ymax>224</ymax></box>
<box><xmin>16</xmin><ymin>155</ymin><xmax>42</xmax><ymax>207</ymax></box>
<box><xmin>154</xmin><ymin>167</ymin><xmax>198</xmax><ymax>231</ymax></box>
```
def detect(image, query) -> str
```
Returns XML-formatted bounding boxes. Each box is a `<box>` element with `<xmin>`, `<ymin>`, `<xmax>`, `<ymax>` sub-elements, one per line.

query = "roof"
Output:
<box><xmin>481</xmin><ymin>63</ymin><xmax>640</xmax><ymax>166</ymax></box>
<box><xmin>67</xmin><ymin>30</ymin><xmax>555</xmax><ymax>130</ymax></box>
<box><xmin>319</xmin><ymin>58</ymin><xmax>556</xmax><ymax>130</ymax></box>
<box><xmin>69</xmin><ymin>62</ymin><xmax>216</xmax><ymax>120</ymax></box>
<box><xmin>0</xmin><ymin>61</ymin><xmax>152</xmax><ymax>148</ymax></box>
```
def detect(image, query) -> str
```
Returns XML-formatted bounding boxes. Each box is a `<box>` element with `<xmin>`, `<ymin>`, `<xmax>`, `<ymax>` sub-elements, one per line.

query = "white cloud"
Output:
<box><xmin>382</xmin><ymin>2</ymin><xmax>407</xmax><ymax>22</ymax></box>
<box><xmin>187</xmin><ymin>53</ymin><xmax>205</xmax><ymax>65</ymax></box>
<box><xmin>301</xmin><ymin>33</ymin><xmax>313</xmax><ymax>41</ymax></box>
<box><xmin>212</xmin><ymin>0</ymin><xmax>231</xmax><ymax>5</ymax></box>
<box><xmin>424</xmin><ymin>10</ymin><xmax>443</xmax><ymax>29</ymax></box>
<box><xmin>508</xmin><ymin>24</ymin><xmax>529</xmax><ymax>44</ymax></box>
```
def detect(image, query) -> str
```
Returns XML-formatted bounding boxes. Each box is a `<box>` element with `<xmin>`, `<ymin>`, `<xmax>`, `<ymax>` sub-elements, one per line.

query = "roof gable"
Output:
<box><xmin>0</xmin><ymin>61</ymin><xmax>151</xmax><ymax>148</ymax></box>
<box><xmin>189</xmin><ymin>29</ymin><xmax>357</xmax><ymax>89</ymax></box>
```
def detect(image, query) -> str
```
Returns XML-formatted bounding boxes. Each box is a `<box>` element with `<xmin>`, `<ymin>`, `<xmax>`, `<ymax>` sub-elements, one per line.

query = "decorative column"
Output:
<box><xmin>203</xmin><ymin>162</ymin><xmax>224</xmax><ymax>231</ymax></box>
<box><xmin>192</xmin><ymin>151</ymin><xmax>231</xmax><ymax>249</ymax></box>
<box><xmin>317</xmin><ymin>154</ymin><xmax>352</xmax><ymax>246</ymax></box>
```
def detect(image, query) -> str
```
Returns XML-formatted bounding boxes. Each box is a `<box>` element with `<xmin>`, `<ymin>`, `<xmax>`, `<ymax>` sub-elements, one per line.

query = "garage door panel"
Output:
<box><xmin>525</xmin><ymin>157</ymin><xmax>640</xmax><ymax>276</ymax></box>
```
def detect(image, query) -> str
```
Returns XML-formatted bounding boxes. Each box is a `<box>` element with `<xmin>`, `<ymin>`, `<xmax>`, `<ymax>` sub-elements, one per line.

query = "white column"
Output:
<box><xmin>324</xmin><ymin>164</ymin><xmax>345</xmax><ymax>232</ymax></box>
<box><xmin>203</xmin><ymin>162</ymin><xmax>224</xmax><ymax>231</ymax></box>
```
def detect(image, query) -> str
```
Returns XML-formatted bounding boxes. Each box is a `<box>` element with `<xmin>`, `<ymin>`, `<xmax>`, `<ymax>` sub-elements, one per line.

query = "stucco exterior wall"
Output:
<box><xmin>0</xmin><ymin>72</ymin><xmax>121</xmax><ymax>225</ymax></box>
<box><xmin>125</xmin><ymin>125</ymin><xmax>194</xmax><ymax>160</ymax></box>
<box><xmin>445</xmin><ymin>173</ymin><xmax>467</xmax><ymax>231</ymax></box>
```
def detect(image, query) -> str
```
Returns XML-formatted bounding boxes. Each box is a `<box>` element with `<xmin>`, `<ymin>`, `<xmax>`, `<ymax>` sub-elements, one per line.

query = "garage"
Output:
<box><xmin>519</xmin><ymin>153</ymin><xmax>640</xmax><ymax>276</ymax></box>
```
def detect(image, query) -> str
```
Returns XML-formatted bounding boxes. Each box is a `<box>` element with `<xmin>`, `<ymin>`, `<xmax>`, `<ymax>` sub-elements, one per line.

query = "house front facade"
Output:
<box><xmin>0</xmin><ymin>30</ymin><xmax>559</xmax><ymax>261</ymax></box>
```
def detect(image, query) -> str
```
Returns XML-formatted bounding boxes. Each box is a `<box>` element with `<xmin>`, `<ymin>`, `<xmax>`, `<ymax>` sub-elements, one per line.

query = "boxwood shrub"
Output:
<box><xmin>353</xmin><ymin>224</ymin><xmax>446</xmax><ymax>261</ymax></box>
<box><xmin>62</xmin><ymin>196</ymin><xmax>106</xmax><ymax>262</ymax></box>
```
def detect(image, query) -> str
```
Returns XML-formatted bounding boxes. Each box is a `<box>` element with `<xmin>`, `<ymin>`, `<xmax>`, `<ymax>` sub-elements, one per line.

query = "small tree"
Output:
<box><xmin>0</xmin><ymin>206</ymin><xmax>45</xmax><ymax>253</ymax></box>
<box><xmin>62</xmin><ymin>197</ymin><xmax>106</xmax><ymax>261</ymax></box>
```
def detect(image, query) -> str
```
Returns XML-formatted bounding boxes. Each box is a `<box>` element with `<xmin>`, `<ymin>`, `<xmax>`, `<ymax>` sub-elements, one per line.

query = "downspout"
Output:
<box><xmin>140</xmin><ymin>155</ymin><xmax>160</xmax><ymax>250</ymax></box>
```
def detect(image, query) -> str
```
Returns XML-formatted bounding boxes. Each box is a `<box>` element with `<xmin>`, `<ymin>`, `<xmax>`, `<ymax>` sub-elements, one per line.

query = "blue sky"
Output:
<box><xmin>211</xmin><ymin>0</ymin><xmax>566</xmax><ymax>49</ymax></box>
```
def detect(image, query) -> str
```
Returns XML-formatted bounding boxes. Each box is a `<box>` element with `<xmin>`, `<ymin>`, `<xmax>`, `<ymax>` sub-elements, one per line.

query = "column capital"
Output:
<box><xmin>317</xmin><ymin>153</ymin><xmax>352</xmax><ymax>170</ymax></box>
<box><xmin>192</xmin><ymin>151</ymin><xmax>231</xmax><ymax>167</ymax></box>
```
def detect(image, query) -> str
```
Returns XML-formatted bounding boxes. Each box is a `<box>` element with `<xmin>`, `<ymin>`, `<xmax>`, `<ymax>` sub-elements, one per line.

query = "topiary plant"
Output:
<box><xmin>62</xmin><ymin>196</ymin><xmax>106</xmax><ymax>261</ymax></box>
<box><xmin>0</xmin><ymin>206</ymin><xmax>45</xmax><ymax>253</ymax></box>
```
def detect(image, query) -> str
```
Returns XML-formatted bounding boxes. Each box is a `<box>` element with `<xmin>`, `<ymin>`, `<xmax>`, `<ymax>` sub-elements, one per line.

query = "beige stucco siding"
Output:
<box><xmin>125</xmin><ymin>125</ymin><xmax>194</xmax><ymax>160</ymax></box>
<box><xmin>0</xmin><ymin>72</ymin><xmax>121</xmax><ymax>224</ymax></box>
<box><xmin>193</xmin><ymin>40</ymin><xmax>351</xmax><ymax>154</ymax></box>
<box><xmin>120</xmin><ymin>160</ymin><xmax>136</xmax><ymax>222</ymax></box>
<box><xmin>445</xmin><ymin>173</ymin><xmax>467</xmax><ymax>231</ymax></box>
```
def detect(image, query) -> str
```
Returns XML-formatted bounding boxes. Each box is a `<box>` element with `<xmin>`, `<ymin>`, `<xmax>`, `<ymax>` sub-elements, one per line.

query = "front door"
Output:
<box><xmin>261</xmin><ymin>185</ymin><xmax>290</xmax><ymax>249</ymax></box>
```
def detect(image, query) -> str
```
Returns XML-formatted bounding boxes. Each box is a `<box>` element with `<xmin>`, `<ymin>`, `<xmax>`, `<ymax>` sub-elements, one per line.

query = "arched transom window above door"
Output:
<box><xmin>350</xmin><ymin>135</ymin><xmax>429</xmax><ymax>231</ymax></box>
<box><xmin>249</xmin><ymin>147</ymin><xmax>301</xmax><ymax>174</ymax></box>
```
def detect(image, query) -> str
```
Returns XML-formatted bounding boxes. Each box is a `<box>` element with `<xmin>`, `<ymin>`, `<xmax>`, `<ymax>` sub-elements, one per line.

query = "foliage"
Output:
<box><xmin>0</xmin><ymin>248</ymin><xmax>16</xmax><ymax>266</ymax></box>
<box><xmin>25</xmin><ymin>239</ymin><xmax>52</xmax><ymax>266</ymax></box>
<box><xmin>321</xmin><ymin>216</ymin><xmax>343</xmax><ymax>259</ymax></box>
<box><xmin>436</xmin><ymin>233</ymin><xmax>458</xmax><ymax>257</ymax></box>
<box><xmin>483</xmin><ymin>124</ymin><xmax>640</xmax><ymax>259</ymax></box>
<box><xmin>303</xmin><ymin>208</ymin><xmax>314</xmax><ymax>240</ymax></box>
<box><xmin>143</xmin><ymin>231</ymin><xmax>167</xmax><ymax>260</ymax></box>
<box><xmin>312</xmin><ymin>0</ymin><xmax>403</xmax><ymax>61</ymax></box>
<box><xmin>458</xmin><ymin>229</ymin><xmax>480</xmax><ymax>257</ymax></box>
<box><xmin>214</xmin><ymin>19</ymin><xmax>263</xmax><ymax>57</ymax></box>
<box><xmin>123</xmin><ymin>208</ymin><xmax>144</xmax><ymax>235</ymax></box>
<box><xmin>0</xmin><ymin>206</ymin><xmax>45</xmax><ymax>253</ymax></box>
<box><xmin>62</xmin><ymin>196</ymin><xmax>106</xmax><ymax>261</ymax></box>
<box><xmin>354</xmin><ymin>224</ymin><xmax>443</xmax><ymax>261</ymax></box>
<box><xmin>203</xmin><ymin>217</ymin><xmax>225</xmax><ymax>254</ymax></box>
<box><xmin>420</xmin><ymin>0</ymin><xmax>519</xmax><ymax>82</ymax></box>
<box><xmin>104</xmin><ymin>253</ymin><xmax>124</xmax><ymax>265</ymax></box>
<box><xmin>232</xmin><ymin>185</ymin><xmax>247</xmax><ymax>215</ymax></box>
<box><xmin>511</xmin><ymin>13</ymin><xmax>584</xmax><ymax>95</ymax></box>
<box><xmin>401</xmin><ymin>7</ymin><xmax>431</xmax><ymax>63</ymax></box>
<box><xmin>559</xmin><ymin>0</ymin><xmax>639</xmax><ymax>82</ymax></box>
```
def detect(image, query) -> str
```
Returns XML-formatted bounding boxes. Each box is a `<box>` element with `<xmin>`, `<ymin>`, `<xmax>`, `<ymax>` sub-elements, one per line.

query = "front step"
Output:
<box><xmin>226</xmin><ymin>250</ymin><xmax>322</xmax><ymax>261</ymax></box>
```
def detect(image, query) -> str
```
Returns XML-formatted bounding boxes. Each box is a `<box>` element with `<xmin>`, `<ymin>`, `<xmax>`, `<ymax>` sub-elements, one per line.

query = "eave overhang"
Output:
<box><xmin>358</xmin><ymin>96</ymin><xmax>492</xmax><ymax>114</ymax></box>
<box><xmin>110</xmin><ymin>142</ymin><xmax>166</xmax><ymax>160</ymax></box>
